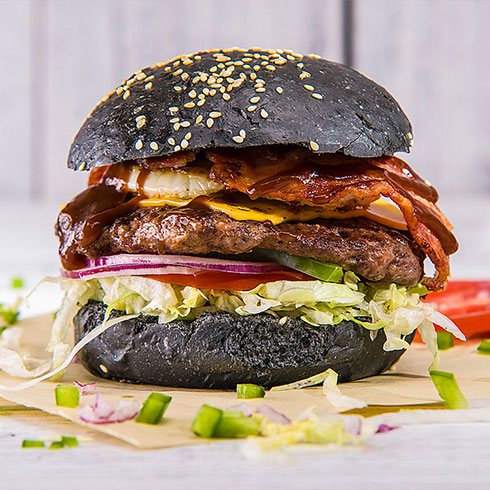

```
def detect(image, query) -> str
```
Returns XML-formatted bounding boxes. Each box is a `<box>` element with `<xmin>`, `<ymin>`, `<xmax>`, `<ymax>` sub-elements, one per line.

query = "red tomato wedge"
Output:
<box><xmin>414</xmin><ymin>280</ymin><xmax>490</xmax><ymax>341</ymax></box>
<box><xmin>145</xmin><ymin>270</ymin><xmax>311</xmax><ymax>291</ymax></box>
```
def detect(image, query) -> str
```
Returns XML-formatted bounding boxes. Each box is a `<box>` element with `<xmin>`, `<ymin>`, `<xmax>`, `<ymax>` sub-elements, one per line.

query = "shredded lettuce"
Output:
<box><xmin>0</xmin><ymin>273</ymin><xmax>465</xmax><ymax>384</ymax></box>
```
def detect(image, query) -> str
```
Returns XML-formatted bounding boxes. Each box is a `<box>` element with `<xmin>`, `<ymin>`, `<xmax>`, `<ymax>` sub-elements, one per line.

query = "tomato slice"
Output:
<box><xmin>145</xmin><ymin>269</ymin><xmax>311</xmax><ymax>291</ymax></box>
<box><xmin>414</xmin><ymin>280</ymin><xmax>490</xmax><ymax>342</ymax></box>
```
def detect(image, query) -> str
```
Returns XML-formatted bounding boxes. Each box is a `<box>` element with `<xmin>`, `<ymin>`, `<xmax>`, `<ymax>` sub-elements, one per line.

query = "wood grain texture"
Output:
<box><xmin>0</xmin><ymin>1</ymin><xmax>30</xmax><ymax>200</ymax></box>
<box><xmin>354</xmin><ymin>0</ymin><xmax>490</xmax><ymax>196</ymax></box>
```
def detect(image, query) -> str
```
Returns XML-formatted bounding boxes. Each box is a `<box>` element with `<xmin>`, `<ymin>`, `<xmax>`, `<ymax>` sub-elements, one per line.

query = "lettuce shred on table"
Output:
<box><xmin>0</xmin><ymin>272</ymin><xmax>465</xmax><ymax>383</ymax></box>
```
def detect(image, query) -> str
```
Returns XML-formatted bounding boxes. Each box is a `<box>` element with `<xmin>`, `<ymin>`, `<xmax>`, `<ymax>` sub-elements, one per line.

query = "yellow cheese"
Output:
<box><xmin>138</xmin><ymin>195</ymin><xmax>407</xmax><ymax>230</ymax></box>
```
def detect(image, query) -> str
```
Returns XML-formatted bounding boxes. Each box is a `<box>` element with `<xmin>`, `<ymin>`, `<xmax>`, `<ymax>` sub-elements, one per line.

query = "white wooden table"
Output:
<box><xmin>1</xmin><ymin>197</ymin><xmax>489</xmax><ymax>490</ymax></box>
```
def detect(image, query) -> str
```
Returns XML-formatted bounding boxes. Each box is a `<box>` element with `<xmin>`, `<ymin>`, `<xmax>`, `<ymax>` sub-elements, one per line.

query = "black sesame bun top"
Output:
<box><xmin>68</xmin><ymin>48</ymin><xmax>413</xmax><ymax>171</ymax></box>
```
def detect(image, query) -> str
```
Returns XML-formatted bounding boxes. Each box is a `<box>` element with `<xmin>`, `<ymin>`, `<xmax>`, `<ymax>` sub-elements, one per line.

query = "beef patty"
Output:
<box><xmin>57</xmin><ymin>205</ymin><xmax>425</xmax><ymax>285</ymax></box>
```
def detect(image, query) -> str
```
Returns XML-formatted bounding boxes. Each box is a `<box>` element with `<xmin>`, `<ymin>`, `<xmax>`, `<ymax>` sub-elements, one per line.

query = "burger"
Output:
<box><xmin>50</xmin><ymin>48</ymin><xmax>462</xmax><ymax>389</ymax></box>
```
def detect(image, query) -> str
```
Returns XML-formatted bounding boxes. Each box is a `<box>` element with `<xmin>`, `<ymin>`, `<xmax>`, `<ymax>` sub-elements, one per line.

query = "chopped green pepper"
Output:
<box><xmin>0</xmin><ymin>303</ymin><xmax>19</xmax><ymax>326</ymax></box>
<box><xmin>49</xmin><ymin>441</ymin><xmax>64</xmax><ymax>450</ymax></box>
<box><xmin>10</xmin><ymin>277</ymin><xmax>24</xmax><ymax>289</ymax></box>
<box><xmin>22</xmin><ymin>440</ymin><xmax>45</xmax><ymax>448</ymax></box>
<box><xmin>55</xmin><ymin>385</ymin><xmax>80</xmax><ymax>408</ymax></box>
<box><xmin>191</xmin><ymin>405</ymin><xmax>223</xmax><ymax>438</ymax></box>
<box><xmin>255</xmin><ymin>249</ymin><xmax>343</xmax><ymax>283</ymax></box>
<box><xmin>477</xmin><ymin>339</ymin><xmax>490</xmax><ymax>355</ymax></box>
<box><xmin>213</xmin><ymin>414</ymin><xmax>260</xmax><ymax>438</ymax></box>
<box><xmin>60</xmin><ymin>435</ymin><xmax>79</xmax><ymax>447</ymax></box>
<box><xmin>135</xmin><ymin>392</ymin><xmax>172</xmax><ymax>425</ymax></box>
<box><xmin>429</xmin><ymin>370</ymin><xmax>468</xmax><ymax>409</ymax></box>
<box><xmin>237</xmin><ymin>383</ymin><xmax>265</xmax><ymax>399</ymax></box>
<box><xmin>437</xmin><ymin>331</ymin><xmax>454</xmax><ymax>350</ymax></box>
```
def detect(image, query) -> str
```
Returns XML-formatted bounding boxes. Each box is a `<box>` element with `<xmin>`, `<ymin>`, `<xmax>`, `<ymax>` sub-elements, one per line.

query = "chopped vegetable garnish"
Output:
<box><xmin>10</xmin><ymin>277</ymin><xmax>24</xmax><ymax>289</ymax></box>
<box><xmin>429</xmin><ymin>370</ymin><xmax>468</xmax><ymax>409</ymax></box>
<box><xmin>436</xmin><ymin>331</ymin><xmax>454</xmax><ymax>350</ymax></box>
<box><xmin>237</xmin><ymin>383</ymin><xmax>265</xmax><ymax>399</ymax></box>
<box><xmin>213</xmin><ymin>413</ymin><xmax>261</xmax><ymax>438</ymax></box>
<box><xmin>49</xmin><ymin>441</ymin><xmax>64</xmax><ymax>450</ymax></box>
<box><xmin>191</xmin><ymin>405</ymin><xmax>223</xmax><ymax>438</ymax></box>
<box><xmin>22</xmin><ymin>440</ymin><xmax>45</xmax><ymax>448</ymax></box>
<box><xmin>0</xmin><ymin>299</ymin><xmax>21</xmax><ymax>326</ymax></box>
<box><xmin>135</xmin><ymin>392</ymin><xmax>172</xmax><ymax>425</ymax></box>
<box><xmin>477</xmin><ymin>339</ymin><xmax>490</xmax><ymax>355</ymax></box>
<box><xmin>55</xmin><ymin>384</ymin><xmax>80</xmax><ymax>408</ymax></box>
<box><xmin>61</xmin><ymin>435</ymin><xmax>79</xmax><ymax>447</ymax></box>
<box><xmin>255</xmin><ymin>249</ymin><xmax>343</xmax><ymax>283</ymax></box>
<box><xmin>270</xmin><ymin>368</ymin><xmax>332</xmax><ymax>391</ymax></box>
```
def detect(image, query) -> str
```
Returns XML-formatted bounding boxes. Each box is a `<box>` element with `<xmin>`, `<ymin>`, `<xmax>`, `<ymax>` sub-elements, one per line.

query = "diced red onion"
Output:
<box><xmin>376</xmin><ymin>423</ymin><xmax>398</xmax><ymax>434</ymax></box>
<box><xmin>61</xmin><ymin>253</ymin><xmax>289</xmax><ymax>281</ymax></box>
<box><xmin>79</xmin><ymin>395</ymin><xmax>141</xmax><ymax>424</ymax></box>
<box><xmin>255</xmin><ymin>404</ymin><xmax>291</xmax><ymax>425</ymax></box>
<box><xmin>226</xmin><ymin>403</ymin><xmax>253</xmax><ymax>417</ymax></box>
<box><xmin>73</xmin><ymin>381</ymin><xmax>97</xmax><ymax>395</ymax></box>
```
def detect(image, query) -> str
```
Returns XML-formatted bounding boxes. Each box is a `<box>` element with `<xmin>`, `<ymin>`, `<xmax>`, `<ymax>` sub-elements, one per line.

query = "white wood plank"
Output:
<box><xmin>0</xmin><ymin>1</ymin><xmax>30</xmax><ymax>200</ymax></box>
<box><xmin>354</xmin><ymin>0</ymin><xmax>490</xmax><ymax>197</ymax></box>
<box><xmin>44</xmin><ymin>0</ymin><xmax>114</xmax><ymax>204</ymax></box>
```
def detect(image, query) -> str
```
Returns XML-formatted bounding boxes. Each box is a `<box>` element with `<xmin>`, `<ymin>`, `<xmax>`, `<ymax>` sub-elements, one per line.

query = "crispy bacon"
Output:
<box><xmin>207</xmin><ymin>146</ymin><xmax>457</xmax><ymax>291</ymax></box>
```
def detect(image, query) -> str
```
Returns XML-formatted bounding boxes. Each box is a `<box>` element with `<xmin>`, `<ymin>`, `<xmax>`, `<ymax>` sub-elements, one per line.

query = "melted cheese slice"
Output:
<box><xmin>139</xmin><ymin>195</ymin><xmax>407</xmax><ymax>230</ymax></box>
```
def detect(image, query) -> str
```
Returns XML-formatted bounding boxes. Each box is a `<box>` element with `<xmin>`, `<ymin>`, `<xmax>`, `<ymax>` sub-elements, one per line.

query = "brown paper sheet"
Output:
<box><xmin>0</xmin><ymin>314</ymin><xmax>489</xmax><ymax>448</ymax></box>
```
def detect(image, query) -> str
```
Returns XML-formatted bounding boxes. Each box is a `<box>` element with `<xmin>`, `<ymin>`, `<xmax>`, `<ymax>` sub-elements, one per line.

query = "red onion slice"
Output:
<box><xmin>226</xmin><ymin>403</ymin><xmax>253</xmax><ymax>417</ymax></box>
<box><xmin>376</xmin><ymin>423</ymin><xmax>398</xmax><ymax>433</ymax></box>
<box><xmin>86</xmin><ymin>254</ymin><xmax>286</xmax><ymax>273</ymax></box>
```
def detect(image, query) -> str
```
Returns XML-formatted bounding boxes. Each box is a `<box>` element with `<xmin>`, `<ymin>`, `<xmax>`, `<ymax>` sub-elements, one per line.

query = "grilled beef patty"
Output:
<box><xmin>57</xmin><ymin>205</ymin><xmax>424</xmax><ymax>285</ymax></box>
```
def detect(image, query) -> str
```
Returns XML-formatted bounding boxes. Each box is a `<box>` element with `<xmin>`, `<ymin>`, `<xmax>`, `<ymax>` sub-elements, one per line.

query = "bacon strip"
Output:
<box><xmin>207</xmin><ymin>146</ymin><xmax>457</xmax><ymax>291</ymax></box>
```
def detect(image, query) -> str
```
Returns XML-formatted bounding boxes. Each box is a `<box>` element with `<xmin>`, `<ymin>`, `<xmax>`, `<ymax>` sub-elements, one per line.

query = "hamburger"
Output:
<box><xmin>50</xmin><ymin>48</ymin><xmax>462</xmax><ymax>389</ymax></box>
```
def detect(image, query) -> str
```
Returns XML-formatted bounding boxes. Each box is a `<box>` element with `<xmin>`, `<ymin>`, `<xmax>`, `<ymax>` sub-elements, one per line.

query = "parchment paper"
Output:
<box><xmin>0</xmin><ymin>314</ymin><xmax>488</xmax><ymax>448</ymax></box>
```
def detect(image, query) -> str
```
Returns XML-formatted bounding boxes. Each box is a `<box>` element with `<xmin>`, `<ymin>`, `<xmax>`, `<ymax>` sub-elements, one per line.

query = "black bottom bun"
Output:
<box><xmin>74</xmin><ymin>300</ymin><xmax>412</xmax><ymax>389</ymax></box>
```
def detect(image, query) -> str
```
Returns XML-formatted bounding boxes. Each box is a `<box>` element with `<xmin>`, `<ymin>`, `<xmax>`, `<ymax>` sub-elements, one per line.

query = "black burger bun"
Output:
<box><xmin>74</xmin><ymin>300</ymin><xmax>412</xmax><ymax>389</ymax></box>
<box><xmin>68</xmin><ymin>48</ymin><xmax>413</xmax><ymax>171</ymax></box>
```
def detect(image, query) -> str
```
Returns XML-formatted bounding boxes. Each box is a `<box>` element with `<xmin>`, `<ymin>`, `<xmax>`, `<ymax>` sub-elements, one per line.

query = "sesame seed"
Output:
<box><xmin>145</xmin><ymin>75</ymin><xmax>155</xmax><ymax>81</ymax></box>
<box><xmin>136</xmin><ymin>72</ymin><xmax>146</xmax><ymax>80</ymax></box>
<box><xmin>173</xmin><ymin>68</ymin><xmax>183</xmax><ymax>76</ymax></box>
<box><xmin>250</xmin><ymin>96</ymin><xmax>260</xmax><ymax>104</ymax></box>
<box><xmin>210</xmin><ymin>66</ymin><xmax>217</xmax><ymax>73</ymax></box>
<box><xmin>253</xmin><ymin>65</ymin><xmax>260</xmax><ymax>71</ymax></box>
<box><xmin>203</xmin><ymin>87</ymin><xmax>210</xmax><ymax>95</ymax></box>
<box><xmin>135</xmin><ymin>139</ymin><xmax>143</xmax><ymax>150</ymax></box>
<box><xmin>173</xmin><ymin>123</ymin><xmax>180</xmax><ymax>131</ymax></box>
<box><xmin>266</xmin><ymin>65</ymin><xmax>276</xmax><ymax>71</ymax></box>
<box><xmin>100</xmin><ymin>364</ymin><xmax>108</xmax><ymax>374</ymax></box>
<box><xmin>189</xmin><ymin>89</ymin><xmax>197</xmax><ymax>98</ymax></box>
<box><xmin>168</xmin><ymin>137</ymin><xmax>176</xmax><ymax>145</ymax></box>
<box><xmin>276</xmin><ymin>87</ymin><xmax>283</xmax><ymax>94</ymax></box>
<box><xmin>164</xmin><ymin>66</ymin><xmax>171</xmax><ymax>72</ymax></box>
<box><xmin>173</xmin><ymin>60</ymin><xmax>180</xmax><ymax>67</ymax></box>
<box><xmin>123</xmin><ymin>90</ymin><xmax>130</xmax><ymax>100</ymax></box>
<box><xmin>286</xmin><ymin>55</ymin><xmax>295</xmax><ymax>61</ymax></box>
<box><xmin>174</xmin><ymin>86</ymin><xmax>183</xmax><ymax>92</ymax></box>
<box><xmin>209</xmin><ymin>111</ymin><xmax>222</xmax><ymax>118</ymax></box>
<box><xmin>219</xmin><ymin>86</ymin><xmax>226</xmax><ymax>93</ymax></box>
<box><xmin>299</xmin><ymin>71</ymin><xmax>311</xmax><ymax>79</ymax></box>
<box><xmin>253</xmin><ymin>53</ymin><xmax>261</xmax><ymax>59</ymax></box>
<box><xmin>116</xmin><ymin>87</ymin><xmax>124</xmax><ymax>95</ymax></box>
<box><xmin>304</xmin><ymin>84</ymin><xmax>314</xmax><ymax>91</ymax></box>
<box><xmin>192</xmin><ymin>76</ymin><xmax>200</xmax><ymax>84</ymax></box>
<box><xmin>169</xmin><ymin>117</ymin><xmax>179</xmax><ymax>123</ymax></box>
<box><xmin>79</xmin><ymin>162</ymin><xmax>87</xmax><ymax>170</ymax></box>
<box><xmin>196</xmin><ymin>115</ymin><xmax>203</xmax><ymax>124</ymax></box>
<box><xmin>184</xmin><ymin>102</ymin><xmax>195</xmax><ymax>108</ymax></box>
<box><xmin>232</xmin><ymin>135</ymin><xmax>244</xmax><ymax>143</ymax></box>
<box><xmin>210</xmin><ymin>89</ymin><xmax>217</xmax><ymax>96</ymax></box>
<box><xmin>181</xmin><ymin>139</ymin><xmax>189</xmax><ymax>149</ymax></box>
<box><xmin>200</xmin><ymin>73</ymin><xmax>208</xmax><ymax>82</ymax></box>
<box><xmin>211</xmin><ymin>83</ymin><xmax>221</xmax><ymax>89</ymax></box>
<box><xmin>181</xmin><ymin>72</ymin><xmax>189</xmax><ymax>81</ymax></box>
<box><xmin>247</xmin><ymin>105</ymin><xmax>257</xmax><ymax>112</ymax></box>
<box><xmin>184</xmin><ymin>132</ymin><xmax>192</xmax><ymax>140</ymax></box>
<box><xmin>260</xmin><ymin>109</ymin><xmax>268</xmax><ymax>118</ymax></box>
<box><xmin>310</xmin><ymin>141</ymin><xmax>319</xmax><ymax>151</ymax></box>
<box><xmin>297</xmin><ymin>62</ymin><xmax>304</xmax><ymax>69</ymax></box>
<box><xmin>145</xmin><ymin>82</ymin><xmax>152</xmax><ymax>90</ymax></box>
<box><xmin>150</xmin><ymin>141</ymin><xmax>159</xmax><ymax>151</ymax></box>
<box><xmin>136</xmin><ymin>118</ymin><xmax>146</xmax><ymax>129</ymax></box>
<box><xmin>239</xmin><ymin>129</ymin><xmax>246</xmax><ymax>138</ymax></box>
<box><xmin>169</xmin><ymin>107</ymin><xmax>179</xmax><ymax>113</ymax></box>
<box><xmin>174</xmin><ymin>145</ymin><xmax>181</xmax><ymax>151</ymax></box>
<box><xmin>206</xmin><ymin>118</ymin><xmax>214</xmax><ymax>128</ymax></box>
<box><xmin>260</xmin><ymin>60</ymin><xmax>268</xmax><ymax>66</ymax></box>
<box><xmin>223</xmin><ymin>93</ymin><xmax>230</xmax><ymax>101</ymax></box>
<box><xmin>198</xmin><ymin>93</ymin><xmax>205</xmax><ymax>99</ymax></box>
<box><xmin>311</xmin><ymin>93</ymin><xmax>323</xmax><ymax>99</ymax></box>
<box><xmin>255</xmin><ymin>87</ymin><xmax>265</xmax><ymax>93</ymax></box>
<box><xmin>181</xmin><ymin>121</ymin><xmax>190</xmax><ymax>127</ymax></box>
<box><xmin>243</xmin><ymin>64</ymin><xmax>251</xmax><ymax>69</ymax></box>
<box><xmin>197</xmin><ymin>99</ymin><xmax>206</xmax><ymax>106</ymax></box>
<box><xmin>250</xmin><ymin>73</ymin><xmax>257</xmax><ymax>80</ymax></box>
